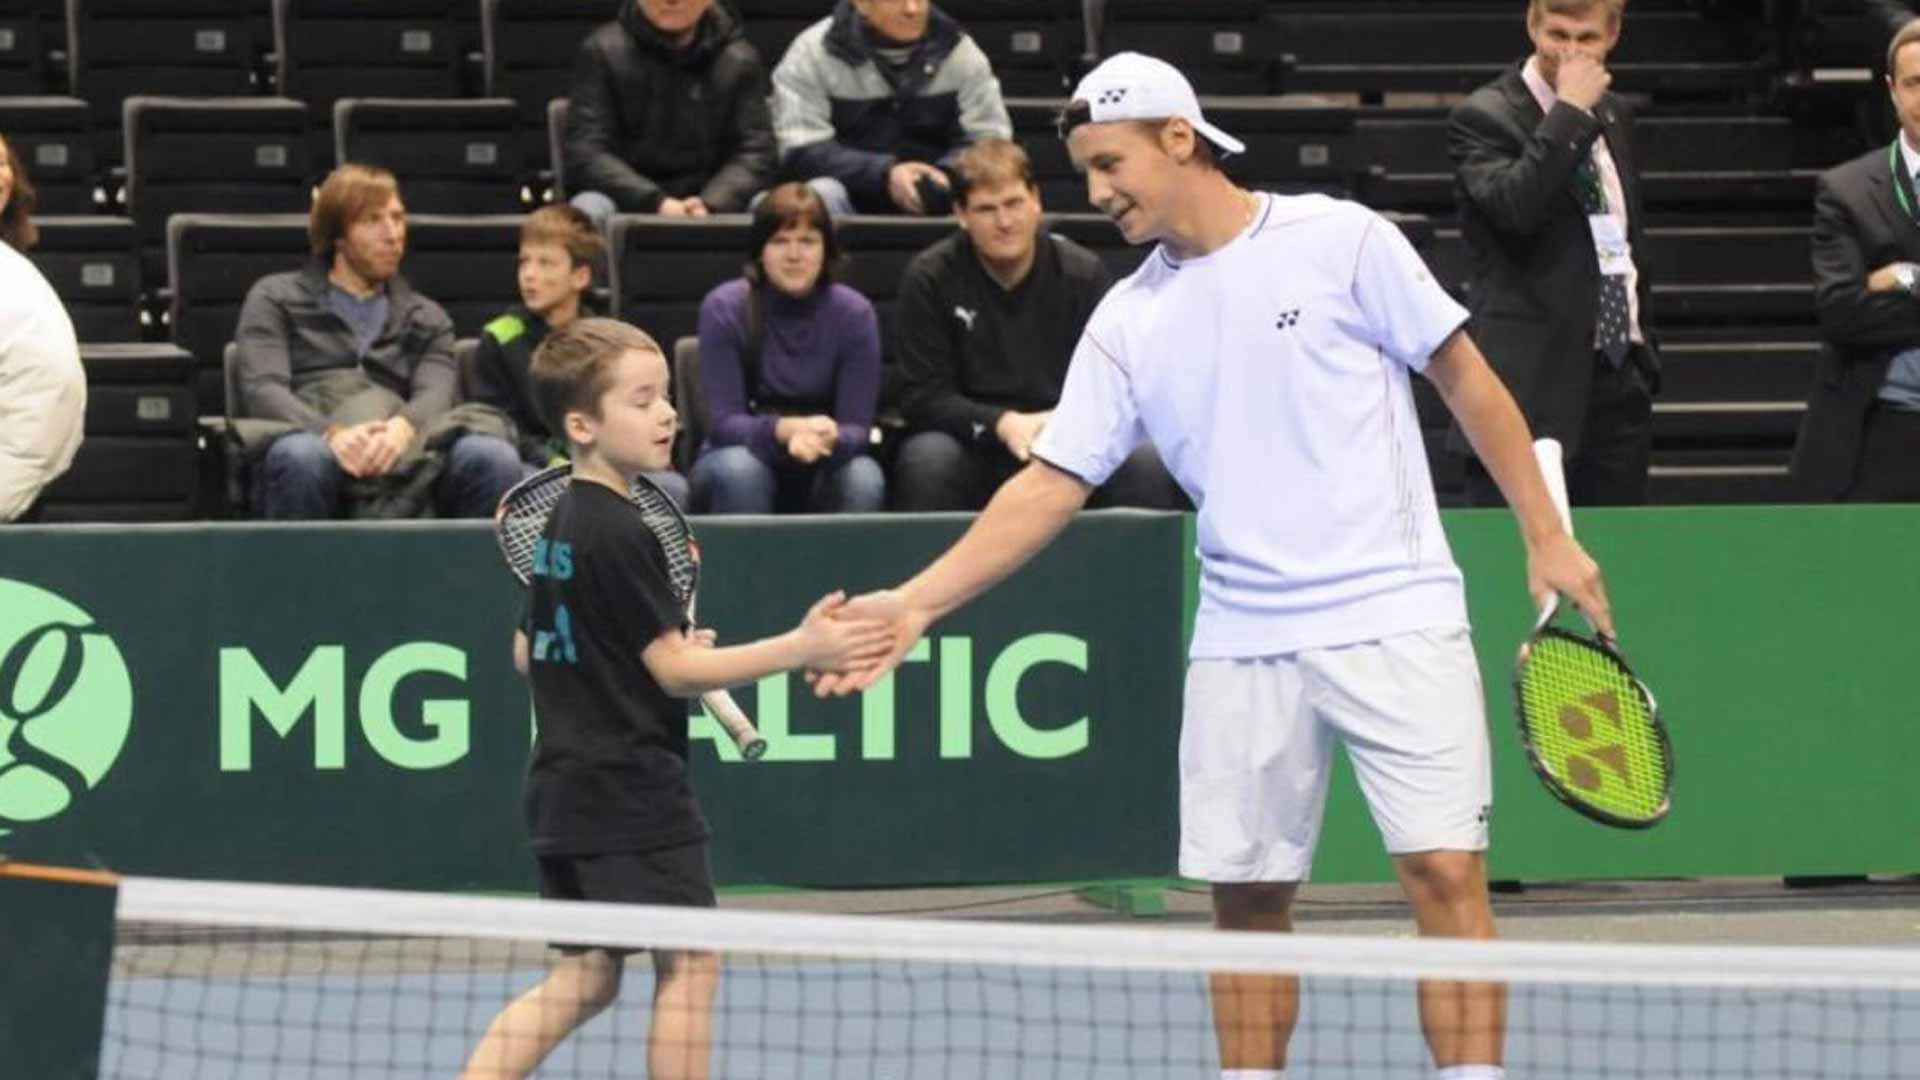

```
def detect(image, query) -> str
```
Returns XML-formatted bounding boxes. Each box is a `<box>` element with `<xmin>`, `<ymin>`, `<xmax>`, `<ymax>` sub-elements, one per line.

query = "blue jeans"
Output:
<box><xmin>690</xmin><ymin>445</ymin><xmax>884</xmax><ymax>514</ymax></box>
<box><xmin>569</xmin><ymin>190</ymin><xmax>619</xmax><ymax>226</ymax></box>
<box><xmin>254</xmin><ymin>432</ymin><xmax>534</xmax><ymax>519</ymax></box>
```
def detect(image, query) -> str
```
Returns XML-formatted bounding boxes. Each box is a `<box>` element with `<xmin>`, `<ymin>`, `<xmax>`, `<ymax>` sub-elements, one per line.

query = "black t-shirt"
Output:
<box><xmin>523</xmin><ymin>481</ymin><xmax>709</xmax><ymax>855</ymax></box>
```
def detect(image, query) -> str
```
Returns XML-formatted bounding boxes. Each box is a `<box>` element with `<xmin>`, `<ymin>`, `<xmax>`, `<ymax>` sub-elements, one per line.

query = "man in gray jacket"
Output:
<box><xmin>234</xmin><ymin>164</ymin><xmax>522</xmax><ymax>518</ymax></box>
<box><xmin>771</xmin><ymin>0</ymin><xmax>1011</xmax><ymax>216</ymax></box>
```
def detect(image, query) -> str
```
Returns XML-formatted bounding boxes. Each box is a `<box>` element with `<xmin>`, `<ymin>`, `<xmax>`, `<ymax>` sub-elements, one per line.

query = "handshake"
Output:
<box><xmin>788</xmin><ymin>588</ymin><xmax>924</xmax><ymax>696</ymax></box>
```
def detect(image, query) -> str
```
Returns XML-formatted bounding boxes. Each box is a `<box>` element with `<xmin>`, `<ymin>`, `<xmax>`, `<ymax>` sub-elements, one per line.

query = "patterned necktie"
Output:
<box><xmin>1576</xmin><ymin>157</ymin><xmax>1632</xmax><ymax>367</ymax></box>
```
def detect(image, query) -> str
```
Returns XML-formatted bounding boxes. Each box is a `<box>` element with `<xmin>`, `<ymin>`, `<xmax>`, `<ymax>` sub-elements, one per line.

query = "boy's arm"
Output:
<box><xmin>512</xmin><ymin>628</ymin><xmax>530</xmax><ymax>677</ymax></box>
<box><xmin>640</xmin><ymin>592</ymin><xmax>891</xmax><ymax>698</ymax></box>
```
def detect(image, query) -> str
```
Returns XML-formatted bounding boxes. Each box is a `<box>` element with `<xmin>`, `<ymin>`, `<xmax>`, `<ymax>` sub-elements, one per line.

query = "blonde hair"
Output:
<box><xmin>529</xmin><ymin>317</ymin><xmax>663</xmax><ymax>437</ymax></box>
<box><xmin>309</xmin><ymin>163</ymin><xmax>401</xmax><ymax>259</ymax></box>
<box><xmin>952</xmin><ymin>138</ymin><xmax>1036</xmax><ymax>208</ymax></box>
<box><xmin>1527</xmin><ymin>0</ymin><xmax>1625</xmax><ymax>28</ymax></box>
<box><xmin>1890</xmin><ymin>18</ymin><xmax>1920</xmax><ymax>79</ymax></box>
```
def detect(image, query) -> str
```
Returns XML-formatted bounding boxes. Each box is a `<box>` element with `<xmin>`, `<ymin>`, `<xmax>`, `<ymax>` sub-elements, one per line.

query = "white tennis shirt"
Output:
<box><xmin>1032</xmin><ymin>193</ymin><xmax>1471</xmax><ymax>659</ymax></box>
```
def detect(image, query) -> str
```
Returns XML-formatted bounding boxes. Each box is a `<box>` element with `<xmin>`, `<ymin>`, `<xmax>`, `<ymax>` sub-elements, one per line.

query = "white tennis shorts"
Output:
<box><xmin>1178</xmin><ymin>625</ymin><xmax>1491</xmax><ymax>883</ymax></box>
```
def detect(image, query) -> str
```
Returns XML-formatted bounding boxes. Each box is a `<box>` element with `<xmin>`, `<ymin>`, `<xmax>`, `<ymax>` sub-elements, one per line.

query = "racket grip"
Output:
<box><xmin>1533</xmin><ymin>438</ymin><xmax>1572</xmax><ymax>534</ymax></box>
<box><xmin>701</xmin><ymin>690</ymin><xmax>768</xmax><ymax>761</ymax></box>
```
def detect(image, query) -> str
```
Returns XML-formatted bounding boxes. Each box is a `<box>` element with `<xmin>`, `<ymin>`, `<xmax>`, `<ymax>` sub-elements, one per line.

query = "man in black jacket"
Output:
<box><xmin>565</xmin><ymin>0</ymin><xmax>776</xmax><ymax>221</ymax></box>
<box><xmin>1447</xmin><ymin>0</ymin><xmax>1660</xmax><ymax>507</ymax></box>
<box><xmin>891</xmin><ymin>139</ymin><xmax>1184</xmax><ymax>510</ymax></box>
<box><xmin>1794</xmin><ymin>16</ymin><xmax>1920</xmax><ymax>501</ymax></box>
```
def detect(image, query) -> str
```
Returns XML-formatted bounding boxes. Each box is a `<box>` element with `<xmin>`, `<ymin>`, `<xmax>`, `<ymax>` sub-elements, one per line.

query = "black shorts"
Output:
<box><xmin>536</xmin><ymin>843</ymin><xmax>716</xmax><ymax>955</ymax></box>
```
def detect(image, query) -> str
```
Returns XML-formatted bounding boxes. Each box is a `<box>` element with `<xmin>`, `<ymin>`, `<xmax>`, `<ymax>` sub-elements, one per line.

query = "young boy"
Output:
<box><xmin>468</xmin><ymin>205</ymin><xmax>690</xmax><ymax>506</ymax></box>
<box><xmin>458</xmin><ymin>318</ymin><xmax>891</xmax><ymax>1080</ymax></box>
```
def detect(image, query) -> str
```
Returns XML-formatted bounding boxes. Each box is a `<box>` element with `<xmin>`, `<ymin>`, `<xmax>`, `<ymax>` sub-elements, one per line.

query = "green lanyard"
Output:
<box><xmin>1890</xmin><ymin>140</ymin><xmax>1920</xmax><ymax>225</ymax></box>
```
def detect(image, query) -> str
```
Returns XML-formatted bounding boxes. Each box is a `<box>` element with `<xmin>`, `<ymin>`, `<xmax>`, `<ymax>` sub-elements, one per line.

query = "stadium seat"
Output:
<box><xmin>400</xmin><ymin>213</ymin><xmax>525</xmax><ymax>338</ymax></box>
<box><xmin>68</xmin><ymin>0</ymin><xmax>264</xmax><ymax>137</ymax></box>
<box><xmin>1099</xmin><ymin>0</ymin><xmax>1278</xmax><ymax>96</ymax></box>
<box><xmin>671</xmin><ymin>335</ymin><xmax>708</xmax><ymax>473</ymax></box>
<box><xmin>0</xmin><ymin>0</ymin><xmax>62</xmax><ymax>94</ymax></box>
<box><xmin>33</xmin><ymin>341</ymin><xmax>200</xmax><ymax>521</ymax></box>
<box><xmin>0</xmin><ymin>95</ymin><xmax>97</xmax><ymax>213</ymax></box>
<box><xmin>272</xmin><ymin>0</ymin><xmax>463</xmax><ymax>119</ymax></box>
<box><xmin>165</xmin><ymin>212</ymin><xmax>308</xmax><ymax>408</ymax></box>
<box><xmin>332</xmin><ymin>97</ymin><xmax>526</xmax><ymax>214</ymax></box>
<box><xmin>1009</xmin><ymin>97</ymin><xmax>1363</xmax><ymax>214</ymax></box>
<box><xmin>937</xmin><ymin>0</ymin><xmax>1080</xmax><ymax>97</ymax></box>
<box><xmin>29</xmin><ymin>214</ymin><xmax>139</xmax><ymax>342</ymax></box>
<box><xmin>730</xmin><ymin>0</ymin><xmax>817</xmax><ymax>77</ymax></box>
<box><xmin>122</xmin><ymin>96</ymin><xmax>312</xmax><ymax>275</ymax></box>
<box><xmin>480</xmin><ymin>0</ymin><xmax>609</xmax><ymax>128</ymax></box>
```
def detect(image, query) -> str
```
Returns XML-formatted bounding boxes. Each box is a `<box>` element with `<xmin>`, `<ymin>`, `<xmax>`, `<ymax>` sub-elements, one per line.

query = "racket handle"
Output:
<box><xmin>701</xmin><ymin>690</ymin><xmax>768</xmax><ymax>761</ymax></box>
<box><xmin>1533</xmin><ymin>438</ymin><xmax>1572</xmax><ymax>534</ymax></box>
<box><xmin>1531</xmin><ymin>438</ymin><xmax>1573</xmax><ymax>629</ymax></box>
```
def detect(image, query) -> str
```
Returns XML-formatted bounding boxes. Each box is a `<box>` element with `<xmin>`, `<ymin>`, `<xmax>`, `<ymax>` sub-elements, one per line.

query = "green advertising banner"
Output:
<box><xmin>0</xmin><ymin>513</ymin><xmax>1185</xmax><ymax>891</ymax></box>
<box><xmin>2</xmin><ymin>505</ymin><xmax>1916</xmax><ymax>893</ymax></box>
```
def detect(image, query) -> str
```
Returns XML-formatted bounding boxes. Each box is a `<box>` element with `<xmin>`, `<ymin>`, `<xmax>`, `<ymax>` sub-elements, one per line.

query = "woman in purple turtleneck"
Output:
<box><xmin>690</xmin><ymin>182</ymin><xmax>885</xmax><ymax>513</ymax></box>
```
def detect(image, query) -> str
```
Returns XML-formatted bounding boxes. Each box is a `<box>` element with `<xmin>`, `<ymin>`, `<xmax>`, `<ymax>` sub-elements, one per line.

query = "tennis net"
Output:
<box><xmin>106</xmin><ymin>875</ymin><xmax>1920</xmax><ymax>1079</ymax></box>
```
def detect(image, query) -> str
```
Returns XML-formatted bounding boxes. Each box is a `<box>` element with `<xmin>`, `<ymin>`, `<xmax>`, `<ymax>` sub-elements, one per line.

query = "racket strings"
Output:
<box><xmin>497</xmin><ymin>472</ymin><xmax>570</xmax><ymax>585</ymax></box>
<box><xmin>1519</xmin><ymin>636</ymin><xmax>1668</xmax><ymax>823</ymax></box>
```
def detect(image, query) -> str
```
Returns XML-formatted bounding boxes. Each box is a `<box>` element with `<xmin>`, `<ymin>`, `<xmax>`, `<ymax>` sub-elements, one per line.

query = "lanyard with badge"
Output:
<box><xmin>1579</xmin><ymin>158</ymin><xmax>1633</xmax><ymax>277</ymax></box>
<box><xmin>1889</xmin><ymin>140</ymin><xmax>1920</xmax><ymax>226</ymax></box>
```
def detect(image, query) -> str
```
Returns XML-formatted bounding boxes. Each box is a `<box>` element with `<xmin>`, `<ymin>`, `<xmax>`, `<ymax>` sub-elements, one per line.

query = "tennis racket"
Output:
<box><xmin>495</xmin><ymin>465</ymin><xmax>768</xmax><ymax>761</ymax></box>
<box><xmin>1513</xmin><ymin>438</ymin><xmax>1670</xmax><ymax>828</ymax></box>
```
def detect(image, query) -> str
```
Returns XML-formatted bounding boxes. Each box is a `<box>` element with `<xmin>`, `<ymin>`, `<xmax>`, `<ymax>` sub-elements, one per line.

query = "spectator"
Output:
<box><xmin>690</xmin><ymin>181</ymin><xmax>885</xmax><ymax>513</ymax></box>
<box><xmin>1794</xmin><ymin>17</ymin><xmax>1920</xmax><ymax>502</ymax></box>
<box><xmin>468</xmin><ymin>205</ymin><xmax>690</xmax><ymax>506</ymax></box>
<box><xmin>565</xmin><ymin>0</ymin><xmax>776</xmax><ymax>223</ymax></box>
<box><xmin>0</xmin><ymin>131</ymin><xmax>84</xmax><ymax>523</ymax></box>
<box><xmin>233</xmin><ymin>164</ymin><xmax>522</xmax><ymax>519</ymax></box>
<box><xmin>771</xmin><ymin>0</ymin><xmax>1012</xmax><ymax>217</ymax></box>
<box><xmin>1448</xmin><ymin>0</ymin><xmax>1660</xmax><ymax>507</ymax></box>
<box><xmin>892</xmin><ymin>138</ymin><xmax>1186</xmax><ymax>511</ymax></box>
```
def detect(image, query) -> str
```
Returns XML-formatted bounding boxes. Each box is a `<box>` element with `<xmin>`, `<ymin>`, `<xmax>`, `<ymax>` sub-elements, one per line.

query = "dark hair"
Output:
<box><xmin>0</xmin><ymin>132</ymin><xmax>40</xmax><ymax>251</ymax></box>
<box><xmin>529</xmin><ymin>317</ymin><xmax>663</xmax><ymax>439</ymax></box>
<box><xmin>744</xmin><ymin>181</ymin><xmax>841</xmax><ymax>289</ymax></box>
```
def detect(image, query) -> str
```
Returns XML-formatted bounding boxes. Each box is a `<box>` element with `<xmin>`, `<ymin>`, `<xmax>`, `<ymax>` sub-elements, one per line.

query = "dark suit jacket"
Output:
<box><xmin>1446</xmin><ymin>66</ymin><xmax>1660</xmax><ymax>457</ymax></box>
<box><xmin>1792</xmin><ymin>145</ymin><xmax>1920</xmax><ymax>499</ymax></box>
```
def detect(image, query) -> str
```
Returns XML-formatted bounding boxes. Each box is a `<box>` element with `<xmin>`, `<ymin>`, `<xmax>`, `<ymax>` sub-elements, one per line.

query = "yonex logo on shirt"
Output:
<box><xmin>1276</xmin><ymin>309</ymin><xmax>1302</xmax><ymax>330</ymax></box>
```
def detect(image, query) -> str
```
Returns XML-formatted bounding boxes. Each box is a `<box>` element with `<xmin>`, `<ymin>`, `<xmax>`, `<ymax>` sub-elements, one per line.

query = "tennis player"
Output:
<box><xmin>459</xmin><ymin>318</ymin><xmax>891</xmax><ymax>1080</ymax></box>
<box><xmin>812</xmin><ymin>54</ymin><xmax>1617</xmax><ymax>1080</ymax></box>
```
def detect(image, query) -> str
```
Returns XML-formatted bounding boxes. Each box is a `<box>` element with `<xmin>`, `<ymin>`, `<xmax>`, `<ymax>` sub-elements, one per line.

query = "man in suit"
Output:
<box><xmin>1793</xmin><ymin>17</ymin><xmax>1920</xmax><ymax>502</ymax></box>
<box><xmin>1448</xmin><ymin>0</ymin><xmax>1659</xmax><ymax>506</ymax></box>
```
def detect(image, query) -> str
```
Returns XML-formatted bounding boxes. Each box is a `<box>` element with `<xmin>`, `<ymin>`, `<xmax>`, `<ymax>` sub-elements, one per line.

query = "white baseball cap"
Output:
<box><xmin>1067</xmin><ymin>52</ymin><xmax>1246</xmax><ymax>157</ymax></box>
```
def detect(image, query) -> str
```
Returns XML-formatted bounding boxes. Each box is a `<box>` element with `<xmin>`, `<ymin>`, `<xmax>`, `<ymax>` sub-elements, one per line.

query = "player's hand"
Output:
<box><xmin>793</xmin><ymin>590</ymin><xmax>897</xmax><ymax>672</ymax></box>
<box><xmin>1554</xmin><ymin>52</ymin><xmax>1610</xmax><ymax>113</ymax></box>
<box><xmin>1527</xmin><ymin>530</ymin><xmax>1615</xmax><ymax>642</ymax></box>
<box><xmin>887</xmin><ymin>161</ymin><xmax>946</xmax><ymax>215</ymax></box>
<box><xmin>995</xmin><ymin>411</ymin><xmax>1048</xmax><ymax>462</ymax></box>
<box><xmin>807</xmin><ymin>588</ymin><xmax>930</xmax><ymax>697</ymax></box>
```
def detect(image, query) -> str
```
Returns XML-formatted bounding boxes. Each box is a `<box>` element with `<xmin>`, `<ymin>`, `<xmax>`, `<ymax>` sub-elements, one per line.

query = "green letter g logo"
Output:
<box><xmin>0</xmin><ymin>580</ymin><xmax>133</xmax><ymax>835</ymax></box>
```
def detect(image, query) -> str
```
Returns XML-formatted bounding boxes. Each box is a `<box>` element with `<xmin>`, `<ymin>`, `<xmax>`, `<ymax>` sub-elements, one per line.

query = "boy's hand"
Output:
<box><xmin>793</xmin><ymin>590</ymin><xmax>895</xmax><ymax>672</ymax></box>
<box><xmin>808</xmin><ymin>588</ymin><xmax>928</xmax><ymax>697</ymax></box>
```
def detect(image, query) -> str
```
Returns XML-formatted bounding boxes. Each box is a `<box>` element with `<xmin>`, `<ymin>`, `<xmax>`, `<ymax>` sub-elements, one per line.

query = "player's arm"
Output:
<box><xmin>1425</xmin><ymin>328</ymin><xmax>1614</xmax><ymax>637</ymax></box>
<box><xmin>812</xmin><ymin>461</ymin><xmax>1091</xmax><ymax>697</ymax></box>
<box><xmin>640</xmin><ymin>592</ymin><xmax>893</xmax><ymax>698</ymax></box>
<box><xmin>512</xmin><ymin>629</ymin><xmax>529</xmax><ymax>677</ymax></box>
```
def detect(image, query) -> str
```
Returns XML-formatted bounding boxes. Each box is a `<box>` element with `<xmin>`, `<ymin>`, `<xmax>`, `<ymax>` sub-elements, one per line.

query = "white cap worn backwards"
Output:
<box><xmin>1068</xmin><ymin>51</ymin><xmax>1246</xmax><ymax>157</ymax></box>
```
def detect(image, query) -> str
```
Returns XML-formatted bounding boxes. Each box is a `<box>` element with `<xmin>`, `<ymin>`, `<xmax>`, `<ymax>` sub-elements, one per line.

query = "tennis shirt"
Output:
<box><xmin>1032</xmin><ymin>193</ymin><xmax>1471</xmax><ymax>659</ymax></box>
